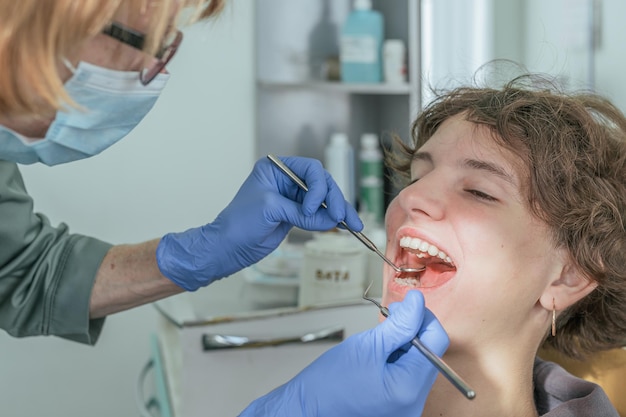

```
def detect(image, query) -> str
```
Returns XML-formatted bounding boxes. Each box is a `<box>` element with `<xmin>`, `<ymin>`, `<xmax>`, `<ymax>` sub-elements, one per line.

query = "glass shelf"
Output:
<box><xmin>257</xmin><ymin>80</ymin><xmax>414</xmax><ymax>95</ymax></box>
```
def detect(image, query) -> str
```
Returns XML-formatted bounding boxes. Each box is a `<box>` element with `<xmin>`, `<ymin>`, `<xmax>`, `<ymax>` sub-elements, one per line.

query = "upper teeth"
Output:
<box><xmin>399</xmin><ymin>236</ymin><xmax>454</xmax><ymax>265</ymax></box>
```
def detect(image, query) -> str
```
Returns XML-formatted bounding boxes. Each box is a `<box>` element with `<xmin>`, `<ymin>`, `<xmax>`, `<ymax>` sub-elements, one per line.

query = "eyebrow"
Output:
<box><xmin>463</xmin><ymin>158</ymin><xmax>516</xmax><ymax>185</ymax></box>
<box><xmin>412</xmin><ymin>151</ymin><xmax>516</xmax><ymax>185</ymax></box>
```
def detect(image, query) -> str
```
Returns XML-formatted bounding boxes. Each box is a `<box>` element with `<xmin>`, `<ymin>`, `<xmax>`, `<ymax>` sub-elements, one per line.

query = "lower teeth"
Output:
<box><xmin>394</xmin><ymin>277</ymin><xmax>420</xmax><ymax>287</ymax></box>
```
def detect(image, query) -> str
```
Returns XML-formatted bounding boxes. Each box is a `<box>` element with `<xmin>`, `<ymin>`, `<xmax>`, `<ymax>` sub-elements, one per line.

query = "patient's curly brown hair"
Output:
<box><xmin>387</xmin><ymin>74</ymin><xmax>626</xmax><ymax>359</ymax></box>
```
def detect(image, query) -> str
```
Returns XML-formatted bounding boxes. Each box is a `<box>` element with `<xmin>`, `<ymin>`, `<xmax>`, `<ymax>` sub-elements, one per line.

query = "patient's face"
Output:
<box><xmin>382</xmin><ymin>114</ymin><xmax>565</xmax><ymax>349</ymax></box>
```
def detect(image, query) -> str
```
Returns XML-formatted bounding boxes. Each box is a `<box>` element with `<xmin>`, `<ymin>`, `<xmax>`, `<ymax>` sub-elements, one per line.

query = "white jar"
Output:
<box><xmin>383</xmin><ymin>39</ymin><xmax>406</xmax><ymax>83</ymax></box>
<box><xmin>298</xmin><ymin>232</ymin><xmax>366</xmax><ymax>307</ymax></box>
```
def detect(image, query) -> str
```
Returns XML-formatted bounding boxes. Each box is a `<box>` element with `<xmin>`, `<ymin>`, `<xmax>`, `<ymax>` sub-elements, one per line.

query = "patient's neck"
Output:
<box><xmin>422</xmin><ymin>345</ymin><xmax>539</xmax><ymax>417</ymax></box>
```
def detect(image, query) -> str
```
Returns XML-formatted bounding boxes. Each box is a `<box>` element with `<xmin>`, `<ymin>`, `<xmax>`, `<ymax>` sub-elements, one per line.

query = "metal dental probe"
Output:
<box><xmin>362</xmin><ymin>282</ymin><xmax>476</xmax><ymax>400</ymax></box>
<box><xmin>267</xmin><ymin>154</ymin><xmax>424</xmax><ymax>274</ymax></box>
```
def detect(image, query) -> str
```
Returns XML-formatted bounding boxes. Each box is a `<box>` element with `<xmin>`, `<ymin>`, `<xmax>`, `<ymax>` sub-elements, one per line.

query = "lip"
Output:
<box><xmin>387</xmin><ymin>226</ymin><xmax>457</xmax><ymax>296</ymax></box>
<box><xmin>394</xmin><ymin>226</ymin><xmax>455</xmax><ymax>267</ymax></box>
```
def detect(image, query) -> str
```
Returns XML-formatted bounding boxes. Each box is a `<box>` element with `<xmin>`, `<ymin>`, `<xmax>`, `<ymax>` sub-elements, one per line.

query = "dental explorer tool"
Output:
<box><xmin>362</xmin><ymin>282</ymin><xmax>476</xmax><ymax>400</ymax></box>
<box><xmin>267</xmin><ymin>154</ymin><xmax>424</xmax><ymax>275</ymax></box>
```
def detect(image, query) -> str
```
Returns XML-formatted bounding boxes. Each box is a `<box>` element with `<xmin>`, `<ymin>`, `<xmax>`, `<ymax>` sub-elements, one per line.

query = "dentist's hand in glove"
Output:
<box><xmin>239</xmin><ymin>290</ymin><xmax>450</xmax><ymax>417</ymax></box>
<box><xmin>156</xmin><ymin>156</ymin><xmax>362</xmax><ymax>291</ymax></box>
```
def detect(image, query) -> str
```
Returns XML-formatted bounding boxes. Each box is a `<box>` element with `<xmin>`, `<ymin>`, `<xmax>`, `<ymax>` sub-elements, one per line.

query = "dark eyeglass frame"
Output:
<box><xmin>101</xmin><ymin>22</ymin><xmax>183</xmax><ymax>85</ymax></box>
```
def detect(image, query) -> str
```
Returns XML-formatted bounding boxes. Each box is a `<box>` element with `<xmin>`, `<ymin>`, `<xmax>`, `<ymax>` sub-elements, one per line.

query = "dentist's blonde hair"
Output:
<box><xmin>0</xmin><ymin>0</ymin><xmax>224</xmax><ymax>116</ymax></box>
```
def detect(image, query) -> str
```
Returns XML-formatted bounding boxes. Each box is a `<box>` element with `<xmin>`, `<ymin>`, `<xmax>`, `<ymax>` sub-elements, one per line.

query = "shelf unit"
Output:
<box><xmin>254</xmin><ymin>0</ymin><xmax>420</xmax><ymax>210</ymax></box>
<box><xmin>257</xmin><ymin>80</ymin><xmax>414</xmax><ymax>95</ymax></box>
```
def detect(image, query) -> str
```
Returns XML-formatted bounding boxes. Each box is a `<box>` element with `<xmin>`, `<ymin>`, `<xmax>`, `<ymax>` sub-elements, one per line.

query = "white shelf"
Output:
<box><xmin>255</xmin><ymin>0</ymin><xmax>420</xmax><ymax>172</ymax></box>
<box><xmin>257</xmin><ymin>80</ymin><xmax>414</xmax><ymax>95</ymax></box>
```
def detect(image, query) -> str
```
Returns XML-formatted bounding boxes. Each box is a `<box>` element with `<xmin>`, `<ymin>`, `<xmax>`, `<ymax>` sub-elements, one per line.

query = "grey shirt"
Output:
<box><xmin>534</xmin><ymin>357</ymin><xmax>619</xmax><ymax>416</ymax></box>
<box><xmin>0</xmin><ymin>161</ymin><xmax>112</xmax><ymax>344</ymax></box>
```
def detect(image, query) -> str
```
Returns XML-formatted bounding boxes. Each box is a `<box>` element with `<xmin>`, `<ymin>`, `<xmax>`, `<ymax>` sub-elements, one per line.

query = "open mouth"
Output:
<box><xmin>393</xmin><ymin>236</ymin><xmax>456</xmax><ymax>289</ymax></box>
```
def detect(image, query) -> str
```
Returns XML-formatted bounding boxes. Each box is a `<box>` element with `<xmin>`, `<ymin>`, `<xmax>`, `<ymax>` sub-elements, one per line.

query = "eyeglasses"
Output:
<box><xmin>101</xmin><ymin>22</ymin><xmax>183</xmax><ymax>85</ymax></box>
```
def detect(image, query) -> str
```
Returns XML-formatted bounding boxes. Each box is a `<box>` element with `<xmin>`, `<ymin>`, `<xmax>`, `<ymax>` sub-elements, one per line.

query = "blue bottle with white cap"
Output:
<box><xmin>340</xmin><ymin>0</ymin><xmax>384</xmax><ymax>83</ymax></box>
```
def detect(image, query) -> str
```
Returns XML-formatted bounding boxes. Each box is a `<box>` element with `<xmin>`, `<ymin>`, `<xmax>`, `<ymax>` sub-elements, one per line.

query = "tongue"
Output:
<box><xmin>407</xmin><ymin>264</ymin><xmax>455</xmax><ymax>288</ymax></box>
<box><xmin>427</xmin><ymin>262</ymin><xmax>455</xmax><ymax>273</ymax></box>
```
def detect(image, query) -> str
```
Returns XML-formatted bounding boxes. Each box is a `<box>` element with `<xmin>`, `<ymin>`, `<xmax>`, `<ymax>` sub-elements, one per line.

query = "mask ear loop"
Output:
<box><xmin>62</xmin><ymin>58</ymin><xmax>77</xmax><ymax>74</ymax></box>
<box><xmin>57</xmin><ymin>59</ymin><xmax>89</xmax><ymax>113</ymax></box>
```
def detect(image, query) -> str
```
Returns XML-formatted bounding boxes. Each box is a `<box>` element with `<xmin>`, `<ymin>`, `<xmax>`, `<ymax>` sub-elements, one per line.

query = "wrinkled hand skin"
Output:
<box><xmin>156</xmin><ymin>156</ymin><xmax>363</xmax><ymax>291</ymax></box>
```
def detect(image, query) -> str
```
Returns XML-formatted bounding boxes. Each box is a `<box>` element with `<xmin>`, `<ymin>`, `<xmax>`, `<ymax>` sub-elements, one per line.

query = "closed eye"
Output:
<box><xmin>465</xmin><ymin>189</ymin><xmax>498</xmax><ymax>202</ymax></box>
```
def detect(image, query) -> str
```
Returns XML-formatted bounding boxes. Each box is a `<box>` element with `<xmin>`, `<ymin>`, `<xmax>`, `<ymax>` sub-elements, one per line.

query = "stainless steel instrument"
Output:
<box><xmin>267</xmin><ymin>154</ymin><xmax>424</xmax><ymax>275</ymax></box>
<box><xmin>362</xmin><ymin>281</ymin><xmax>476</xmax><ymax>400</ymax></box>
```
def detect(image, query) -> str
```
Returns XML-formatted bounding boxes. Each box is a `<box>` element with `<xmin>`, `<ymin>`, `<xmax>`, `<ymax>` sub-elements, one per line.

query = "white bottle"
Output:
<box><xmin>359</xmin><ymin>133</ymin><xmax>384</xmax><ymax>225</ymax></box>
<box><xmin>325</xmin><ymin>133</ymin><xmax>355</xmax><ymax>206</ymax></box>
<box><xmin>383</xmin><ymin>39</ymin><xmax>407</xmax><ymax>83</ymax></box>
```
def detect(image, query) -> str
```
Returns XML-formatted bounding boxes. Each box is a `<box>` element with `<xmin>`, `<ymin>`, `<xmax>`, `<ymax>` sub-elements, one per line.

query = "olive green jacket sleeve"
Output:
<box><xmin>0</xmin><ymin>160</ymin><xmax>113</xmax><ymax>344</ymax></box>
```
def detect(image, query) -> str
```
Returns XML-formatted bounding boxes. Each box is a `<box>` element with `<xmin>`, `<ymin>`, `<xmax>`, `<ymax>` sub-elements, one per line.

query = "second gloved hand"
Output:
<box><xmin>239</xmin><ymin>290</ymin><xmax>450</xmax><ymax>417</ymax></box>
<box><xmin>156</xmin><ymin>156</ymin><xmax>362</xmax><ymax>291</ymax></box>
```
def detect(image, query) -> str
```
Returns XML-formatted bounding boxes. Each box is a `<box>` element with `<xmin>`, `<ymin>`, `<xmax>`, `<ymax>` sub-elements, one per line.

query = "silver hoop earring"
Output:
<box><xmin>551</xmin><ymin>298</ymin><xmax>557</xmax><ymax>337</ymax></box>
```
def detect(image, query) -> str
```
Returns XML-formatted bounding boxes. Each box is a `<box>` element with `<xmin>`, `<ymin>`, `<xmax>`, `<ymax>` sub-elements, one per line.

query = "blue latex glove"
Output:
<box><xmin>239</xmin><ymin>290</ymin><xmax>450</xmax><ymax>417</ymax></box>
<box><xmin>156</xmin><ymin>156</ymin><xmax>362</xmax><ymax>291</ymax></box>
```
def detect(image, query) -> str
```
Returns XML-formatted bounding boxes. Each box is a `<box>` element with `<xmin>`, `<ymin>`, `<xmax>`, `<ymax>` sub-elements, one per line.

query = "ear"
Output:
<box><xmin>539</xmin><ymin>261</ymin><xmax>598</xmax><ymax>313</ymax></box>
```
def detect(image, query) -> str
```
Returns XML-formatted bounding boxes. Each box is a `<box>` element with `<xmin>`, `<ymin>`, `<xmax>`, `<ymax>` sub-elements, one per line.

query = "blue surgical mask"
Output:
<box><xmin>0</xmin><ymin>61</ymin><xmax>169</xmax><ymax>166</ymax></box>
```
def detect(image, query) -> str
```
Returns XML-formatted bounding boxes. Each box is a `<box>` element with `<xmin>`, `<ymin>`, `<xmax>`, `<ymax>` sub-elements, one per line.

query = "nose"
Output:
<box><xmin>396</xmin><ymin>175</ymin><xmax>446</xmax><ymax>221</ymax></box>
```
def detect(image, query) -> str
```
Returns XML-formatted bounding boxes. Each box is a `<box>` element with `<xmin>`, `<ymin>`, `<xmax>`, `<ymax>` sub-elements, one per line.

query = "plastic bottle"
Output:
<box><xmin>324</xmin><ymin>133</ymin><xmax>355</xmax><ymax>206</ymax></box>
<box><xmin>383</xmin><ymin>39</ymin><xmax>407</xmax><ymax>83</ymax></box>
<box><xmin>359</xmin><ymin>133</ymin><xmax>384</xmax><ymax>225</ymax></box>
<box><xmin>339</xmin><ymin>0</ymin><xmax>384</xmax><ymax>83</ymax></box>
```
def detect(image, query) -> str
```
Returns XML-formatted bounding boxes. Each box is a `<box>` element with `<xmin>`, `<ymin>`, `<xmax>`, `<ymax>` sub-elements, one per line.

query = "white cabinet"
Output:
<box><xmin>150</xmin><ymin>295</ymin><xmax>378</xmax><ymax>417</ymax></box>
<box><xmin>255</xmin><ymin>0</ymin><xmax>421</xmax><ymax>208</ymax></box>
